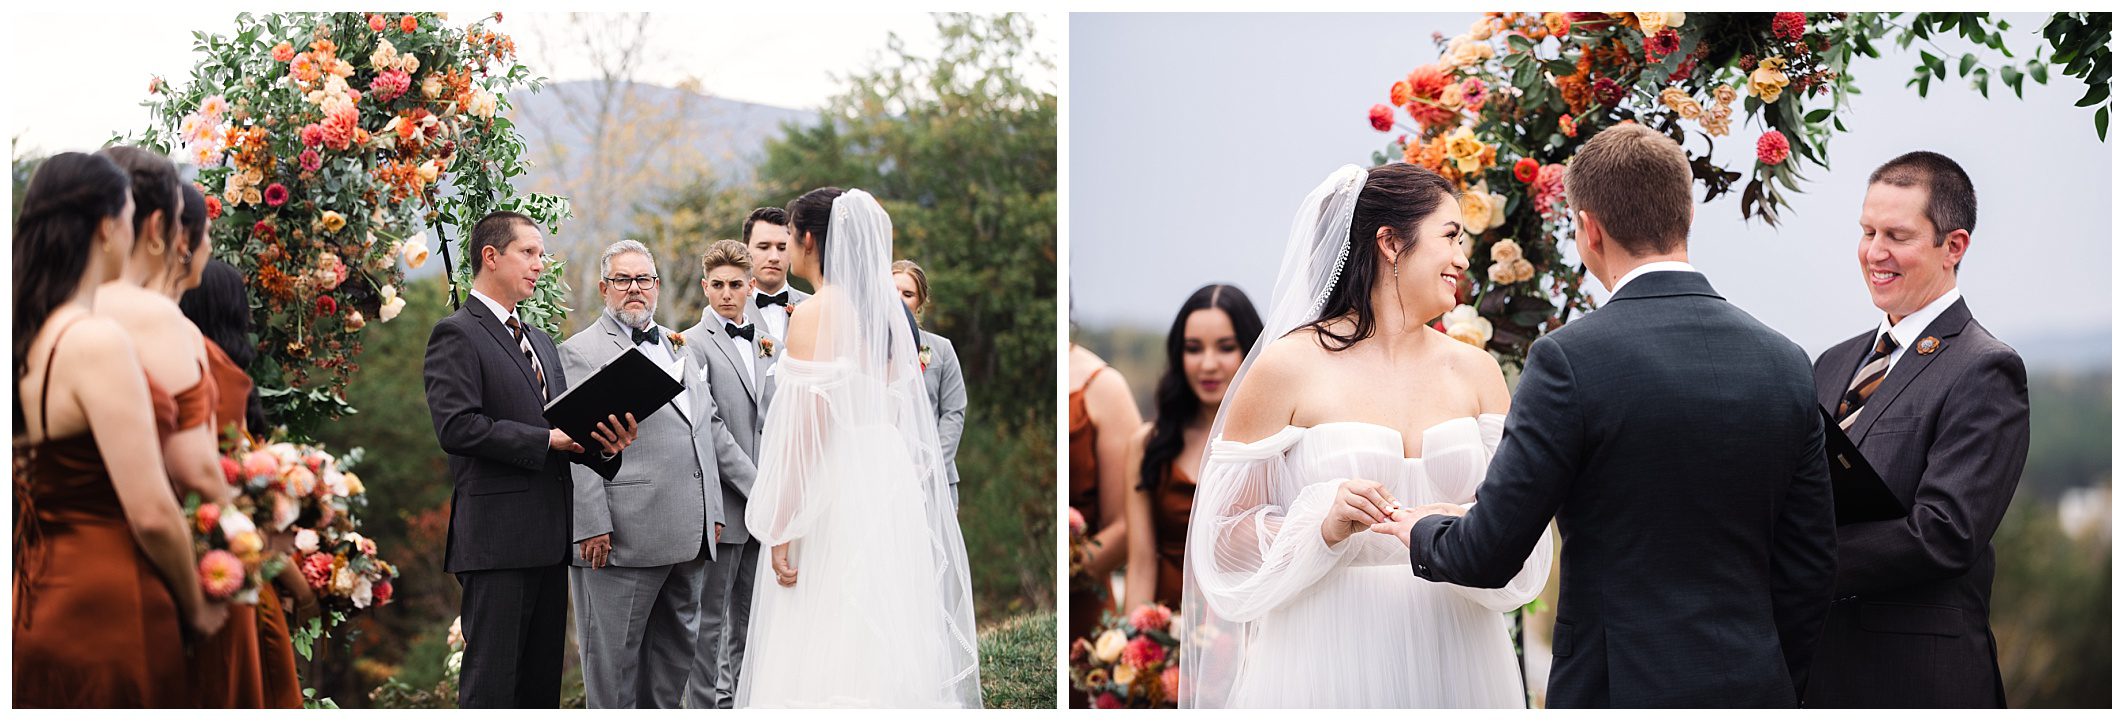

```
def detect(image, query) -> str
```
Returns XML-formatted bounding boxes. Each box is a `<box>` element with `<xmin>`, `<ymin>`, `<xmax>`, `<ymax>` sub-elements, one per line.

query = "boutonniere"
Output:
<box><xmin>758</xmin><ymin>336</ymin><xmax>777</xmax><ymax>358</ymax></box>
<box><xmin>918</xmin><ymin>344</ymin><xmax>934</xmax><ymax>371</ymax></box>
<box><xmin>668</xmin><ymin>331</ymin><xmax>687</xmax><ymax>349</ymax></box>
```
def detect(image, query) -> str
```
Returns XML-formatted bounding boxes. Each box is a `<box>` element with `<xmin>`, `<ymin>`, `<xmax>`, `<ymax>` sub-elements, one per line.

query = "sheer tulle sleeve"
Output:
<box><xmin>1443</xmin><ymin>413</ymin><xmax>1554</xmax><ymax>612</ymax></box>
<box><xmin>1185</xmin><ymin>428</ymin><xmax>1365</xmax><ymax>624</ymax></box>
<box><xmin>742</xmin><ymin>357</ymin><xmax>843</xmax><ymax>546</ymax></box>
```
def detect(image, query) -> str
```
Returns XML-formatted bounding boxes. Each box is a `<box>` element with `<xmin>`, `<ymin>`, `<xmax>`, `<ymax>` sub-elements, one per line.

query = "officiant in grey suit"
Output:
<box><xmin>682</xmin><ymin>239</ymin><xmax>777</xmax><ymax>708</ymax></box>
<box><xmin>892</xmin><ymin>259</ymin><xmax>968</xmax><ymax>506</ymax></box>
<box><xmin>1803</xmin><ymin>152</ymin><xmax>2028</xmax><ymax>709</ymax></box>
<box><xmin>559</xmin><ymin>240</ymin><xmax>757</xmax><ymax>709</ymax></box>
<box><xmin>741</xmin><ymin>207</ymin><xmax>809</xmax><ymax>340</ymax></box>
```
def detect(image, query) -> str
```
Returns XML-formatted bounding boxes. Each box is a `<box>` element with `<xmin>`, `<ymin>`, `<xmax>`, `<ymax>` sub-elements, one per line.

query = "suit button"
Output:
<box><xmin>694</xmin><ymin>470</ymin><xmax>703</xmax><ymax>479</ymax></box>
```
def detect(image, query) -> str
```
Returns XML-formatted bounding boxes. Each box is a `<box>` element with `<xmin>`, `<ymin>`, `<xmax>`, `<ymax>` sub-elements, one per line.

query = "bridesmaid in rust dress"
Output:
<box><xmin>96</xmin><ymin>147</ymin><xmax>256</xmax><ymax>707</ymax></box>
<box><xmin>1123</xmin><ymin>285</ymin><xmax>1262</xmax><ymax>611</ymax></box>
<box><xmin>1066</xmin><ymin>342</ymin><xmax>1142</xmax><ymax>706</ymax></box>
<box><xmin>13</xmin><ymin>151</ymin><xmax>225</xmax><ymax>707</ymax></box>
<box><xmin>176</xmin><ymin>191</ymin><xmax>309</xmax><ymax>709</ymax></box>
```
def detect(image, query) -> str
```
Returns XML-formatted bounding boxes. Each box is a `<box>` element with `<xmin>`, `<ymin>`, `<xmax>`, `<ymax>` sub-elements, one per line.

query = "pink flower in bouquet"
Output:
<box><xmin>272</xmin><ymin>41</ymin><xmax>295</xmax><ymax>63</ymax></box>
<box><xmin>322</xmin><ymin>104</ymin><xmax>358</xmax><ymax>151</ymax></box>
<box><xmin>368</xmin><ymin>13</ymin><xmax>386</xmax><ymax>32</ymax></box>
<box><xmin>241</xmin><ymin>450</ymin><xmax>277</xmax><ymax>482</ymax></box>
<box><xmin>195</xmin><ymin>501</ymin><xmax>222</xmax><ymax>534</ymax></box>
<box><xmin>374</xmin><ymin>578</ymin><xmax>394</xmax><ymax>605</ymax></box>
<box><xmin>300</xmin><ymin>552</ymin><xmax>334</xmax><ymax>590</ymax></box>
<box><xmin>200</xmin><ymin>550</ymin><xmax>245</xmax><ymax>599</ymax></box>
<box><xmin>1128</xmin><ymin>604</ymin><xmax>1174</xmax><ymax>634</ymax></box>
<box><xmin>369</xmin><ymin>68</ymin><xmax>411</xmax><ymax>104</ymax></box>
<box><xmin>300</xmin><ymin>123</ymin><xmax>324</xmax><ymax>148</ymax></box>
<box><xmin>197</xmin><ymin>95</ymin><xmax>229</xmax><ymax>122</ymax></box>
<box><xmin>220</xmin><ymin>456</ymin><xmax>241</xmax><ymax>486</ymax></box>
<box><xmin>1162</xmin><ymin>666</ymin><xmax>1180</xmax><ymax>699</ymax></box>
<box><xmin>1122</xmin><ymin>635</ymin><xmax>1167</xmax><ymax>668</ymax></box>
<box><xmin>350</xmin><ymin>531</ymin><xmax>378</xmax><ymax>557</ymax></box>
<box><xmin>1757</xmin><ymin>130</ymin><xmax>1791</xmax><ymax>165</ymax></box>
<box><xmin>1094</xmin><ymin>692</ymin><xmax>1122</xmax><ymax>709</ymax></box>
<box><xmin>1459</xmin><ymin>77</ymin><xmax>1488</xmax><ymax>111</ymax></box>
<box><xmin>299</xmin><ymin>149</ymin><xmax>321</xmax><ymax>172</ymax></box>
<box><xmin>1068</xmin><ymin>507</ymin><xmax>1087</xmax><ymax>536</ymax></box>
<box><xmin>1368</xmin><ymin>104</ymin><xmax>1394</xmax><ymax>132</ymax></box>
<box><xmin>263</xmin><ymin>183</ymin><xmax>288</xmax><ymax>207</ymax></box>
<box><xmin>305</xmin><ymin>451</ymin><xmax>330</xmax><ymax>474</ymax></box>
<box><xmin>1772</xmin><ymin>12</ymin><xmax>1807</xmax><ymax>41</ymax></box>
<box><xmin>283</xmin><ymin>464</ymin><xmax>318</xmax><ymax>496</ymax></box>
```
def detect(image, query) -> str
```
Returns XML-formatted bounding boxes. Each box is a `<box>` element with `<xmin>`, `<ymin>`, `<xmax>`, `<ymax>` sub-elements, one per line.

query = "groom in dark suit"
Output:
<box><xmin>424</xmin><ymin>211</ymin><xmax>638</xmax><ymax>708</ymax></box>
<box><xmin>1802</xmin><ymin>152</ymin><xmax>2027</xmax><ymax>708</ymax></box>
<box><xmin>1372</xmin><ymin>124</ymin><xmax>1836</xmax><ymax>707</ymax></box>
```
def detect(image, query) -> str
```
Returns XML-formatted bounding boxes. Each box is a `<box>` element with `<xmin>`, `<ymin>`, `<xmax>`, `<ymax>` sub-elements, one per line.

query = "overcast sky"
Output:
<box><xmin>5</xmin><ymin>10</ymin><xmax>1056</xmax><ymax>155</ymax></box>
<box><xmin>1069</xmin><ymin>12</ymin><xmax>2111</xmax><ymax>365</ymax></box>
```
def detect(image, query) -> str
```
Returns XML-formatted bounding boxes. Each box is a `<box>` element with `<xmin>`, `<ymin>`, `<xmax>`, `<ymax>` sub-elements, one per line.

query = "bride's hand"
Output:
<box><xmin>1321</xmin><ymin>478</ymin><xmax>1399</xmax><ymax>546</ymax></box>
<box><xmin>771</xmin><ymin>542</ymin><xmax>798</xmax><ymax>587</ymax></box>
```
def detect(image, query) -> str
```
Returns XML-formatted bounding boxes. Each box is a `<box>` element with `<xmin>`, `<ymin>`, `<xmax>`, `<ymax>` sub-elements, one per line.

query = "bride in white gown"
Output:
<box><xmin>736</xmin><ymin>188</ymin><xmax>981</xmax><ymax>708</ymax></box>
<box><xmin>1180</xmin><ymin>164</ymin><xmax>1554</xmax><ymax>708</ymax></box>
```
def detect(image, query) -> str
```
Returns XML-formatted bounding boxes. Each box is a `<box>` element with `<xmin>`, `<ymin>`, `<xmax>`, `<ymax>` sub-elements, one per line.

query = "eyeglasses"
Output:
<box><xmin>604</xmin><ymin>275</ymin><xmax>660</xmax><ymax>290</ymax></box>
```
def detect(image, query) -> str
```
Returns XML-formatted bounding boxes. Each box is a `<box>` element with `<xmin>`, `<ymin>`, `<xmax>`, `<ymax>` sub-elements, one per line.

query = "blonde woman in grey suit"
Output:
<box><xmin>683</xmin><ymin>239</ymin><xmax>777</xmax><ymax>708</ymax></box>
<box><xmin>893</xmin><ymin>259</ymin><xmax>968</xmax><ymax>508</ymax></box>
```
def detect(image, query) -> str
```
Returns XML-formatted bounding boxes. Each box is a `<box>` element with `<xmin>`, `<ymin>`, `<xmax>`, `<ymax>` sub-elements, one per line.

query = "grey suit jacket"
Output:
<box><xmin>1407</xmin><ymin>271</ymin><xmax>1836</xmax><ymax>708</ymax></box>
<box><xmin>919</xmin><ymin>330</ymin><xmax>967</xmax><ymax>491</ymax></box>
<box><xmin>558</xmin><ymin>312</ymin><xmax>755</xmax><ymax>568</ymax></box>
<box><xmin>1802</xmin><ymin>297</ymin><xmax>2027</xmax><ymax>708</ymax></box>
<box><xmin>682</xmin><ymin>313</ymin><xmax>774</xmax><ymax>545</ymax></box>
<box><xmin>424</xmin><ymin>299</ymin><xmax>622</xmax><ymax>574</ymax></box>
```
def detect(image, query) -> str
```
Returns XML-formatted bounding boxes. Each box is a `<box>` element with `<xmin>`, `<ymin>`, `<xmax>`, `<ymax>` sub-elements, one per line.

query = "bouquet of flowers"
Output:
<box><xmin>184</xmin><ymin>493</ymin><xmax>268</xmax><ymax>605</ymax></box>
<box><xmin>1069</xmin><ymin>603</ymin><xmax>1181</xmax><ymax>709</ymax></box>
<box><xmin>222</xmin><ymin>438</ymin><xmax>397</xmax><ymax>631</ymax></box>
<box><xmin>1067</xmin><ymin>507</ymin><xmax>1100</xmax><ymax>588</ymax></box>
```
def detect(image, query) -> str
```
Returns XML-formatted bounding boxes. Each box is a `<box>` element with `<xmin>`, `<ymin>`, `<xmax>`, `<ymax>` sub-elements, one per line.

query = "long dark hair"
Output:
<box><xmin>1140</xmin><ymin>284</ymin><xmax>1263</xmax><ymax>491</ymax></box>
<box><xmin>180</xmin><ymin>260</ymin><xmax>267</xmax><ymax>435</ymax></box>
<box><xmin>13</xmin><ymin>152</ymin><xmax>132</xmax><ymax>431</ymax></box>
<box><xmin>786</xmin><ymin>186</ymin><xmax>843</xmax><ymax>278</ymax></box>
<box><xmin>1300</xmin><ymin>163</ymin><xmax>1457</xmax><ymax>351</ymax></box>
<box><xmin>98</xmin><ymin>146</ymin><xmax>184</xmax><ymax>273</ymax></box>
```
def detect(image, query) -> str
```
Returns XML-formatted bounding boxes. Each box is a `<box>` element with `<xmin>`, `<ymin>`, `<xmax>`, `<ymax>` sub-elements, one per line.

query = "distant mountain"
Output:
<box><xmin>508</xmin><ymin>79</ymin><xmax>815</xmax><ymax>188</ymax></box>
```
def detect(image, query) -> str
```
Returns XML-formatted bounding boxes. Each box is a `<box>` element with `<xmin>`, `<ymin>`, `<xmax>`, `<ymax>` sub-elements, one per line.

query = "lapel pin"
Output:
<box><xmin>1915</xmin><ymin>336</ymin><xmax>1942</xmax><ymax>355</ymax></box>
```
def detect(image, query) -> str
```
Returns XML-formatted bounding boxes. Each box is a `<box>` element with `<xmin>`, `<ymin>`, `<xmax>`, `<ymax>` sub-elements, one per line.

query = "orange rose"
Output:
<box><xmin>401</xmin><ymin>15</ymin><xmax>419</xmax><ymax>34</ymax></box>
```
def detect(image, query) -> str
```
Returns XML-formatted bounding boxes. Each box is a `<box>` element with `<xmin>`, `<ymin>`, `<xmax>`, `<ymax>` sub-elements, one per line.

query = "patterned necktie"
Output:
<box><xmin>1837</xmin><ymin>333</ymin><xmax>1900</xmax><ymax>430</ymax></box>
<box><xmin>506</xmin><ymin>316</ymin><xmax>549</xmax><ymax>400</ymax></box>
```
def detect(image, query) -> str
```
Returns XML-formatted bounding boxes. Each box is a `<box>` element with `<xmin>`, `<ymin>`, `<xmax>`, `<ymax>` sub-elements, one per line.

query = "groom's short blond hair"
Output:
<box><xmin>1565</xmin><ymin>123</ymin><xmax>1693</xmax><ymax>256</ymax></box>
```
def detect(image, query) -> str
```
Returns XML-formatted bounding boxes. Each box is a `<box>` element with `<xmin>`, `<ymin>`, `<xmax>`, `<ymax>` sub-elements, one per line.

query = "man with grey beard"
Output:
<box><xmin>557</xmin><ymin>239</ymin><xmax>757</xmax><ymax>708</ymax></box>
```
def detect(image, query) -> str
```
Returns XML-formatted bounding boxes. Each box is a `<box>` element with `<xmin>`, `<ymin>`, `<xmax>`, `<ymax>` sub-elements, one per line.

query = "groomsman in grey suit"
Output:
<box><xmin>740</xmin><ymin>207</ymin><xmax>810</xmax><ymax>340</ymax></box>
<box><xmin>682</xmin><ymin>239</ymin><xmax>778</xmax><ymax>708</ymax></box>
<box><xmin>892</xmin><ymin>259</ymin><xmax>968</xmax><ymax>506</ymax></box>
<box><xmin>559</xmin><ymin>240</ymin><xmax>757</xmax><ymax>709</ymax></box>
<box><xmin>1804</xmin><ymin>152</ymin><xmax>2028</xmax><ymax>708</ymax></box>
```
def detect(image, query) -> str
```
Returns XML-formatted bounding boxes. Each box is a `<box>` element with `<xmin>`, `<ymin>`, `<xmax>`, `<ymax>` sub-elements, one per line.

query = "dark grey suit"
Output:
<box><xmin>423</xmin><ymin>297</ymin><xmax>621</xmax><ymax>708</ymax></box>
<box><xmin>1407</xmin><ymin>271</ymin><xmax>1837</xmax><ymax>708</ymax></box>
<box><xmin>919</xmin><ymin>330</ymin><xmax>967</xmax><ymax>505</ymax></box>
<box><xmin>559</xmin><ymin>312</ymin><xmax>754</xmax><ymax>709</ymax></box>
<box><xmin>1802</xmin><ymin>297</ymin><xmax>2027</xmax><ymax>708</ymax></box>
<box><xmin>681</xmin><ymin>312</ymin><xmax>774</xmax><ymax>708</ymax></box>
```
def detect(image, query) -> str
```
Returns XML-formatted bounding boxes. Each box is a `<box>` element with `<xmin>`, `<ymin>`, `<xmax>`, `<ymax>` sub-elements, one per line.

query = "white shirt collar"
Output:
<box><xmin>1877</xmin><ymin>286</ymin><xmax>1962</xmax><ymax>351</ymax></box>
<box><xmin>1610</xmin><ymin>260</ymin><xmax>1698</xmax><ymax>295</ymax></box>
<box><xmin>468</xmin><ymin>288</ymin><xmax>518</xmax><ymax>327</ymax></box>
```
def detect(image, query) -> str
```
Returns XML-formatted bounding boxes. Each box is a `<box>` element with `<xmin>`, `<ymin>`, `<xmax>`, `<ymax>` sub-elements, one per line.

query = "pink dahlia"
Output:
<box><xmin>221</xmin><ymin>456</ymin><xmax>242</xmax><ymax>486</ymax></box>
<box><xmin>369</xmin><ymin>69</ymin><xmax>411</xmax><ymax>104</ymax></box>
<box><xmin>241</xmin><ymin>450</ymin><xmax>278</xmax><ymax>480</ymax></box>
<box><xmin>1459</xmin><ymin>77</ymin><xmax>1489</xmax><ymax>111</ymax></box>
<box><xmin>300</xmin><ymin>149</ymin><xmax>322</xmax><ymax>172</ymax></box>
<box><xmin>1773</xmin><ymin>12</ymin><xmax>1807</xmax><ymax>41</ymax></box>
<box><xmin>1368</xmin><ymin>104</ymin><xmax>1394</xmax><ymax>132</ymax></box>
<box><xmin>300</xmin><ymin>123</ymin><xmax>325</xmax><ymax>148</ymax></box>
<box><xmin>300</xmin><ymin>552</ymin><xmax>334</xmax><ymax>590</ymax></box>
<box><xmin>1122</xmin><ymin>635</ymin><xmax>1167</xmax><ymax>668</ymax></box>
<box><xmin>1403</xmin><ymin>64</ymin><xmax>1460</xmax><ymax>129</ymax></box>
<box><xmin>1128</xmin><ymin>604</ymin><xmax>1174</xmax><ymax>634</ymax></box>
<box><xmin>200</xmin><ymin>550</ymin><xmax>245</xmax><ymax>599</ymax></box>
<box><xmin>263</xmin><ymin>183</ymin><xmax>288</xmax><ymax>207</ymax></box>
<box><xmin>1757</xmin><ymin>130</ymin><xmax>1792</xmax><ymax>165</ymax></box>
<box><xmin>321</xmin><ymin>105</ymin><xmax>358</xmax><ymax>151</ymax></box>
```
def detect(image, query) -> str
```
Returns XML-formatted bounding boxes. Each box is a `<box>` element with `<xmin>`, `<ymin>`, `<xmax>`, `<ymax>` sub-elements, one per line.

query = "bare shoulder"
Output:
<box><xmin>1220</xmin><ymin>332</ymin><xmax>1316</xmax><ymax>443</ymax></box>
<box><xmin>54</xmin><ymin>317</ymin><xmax>142</xmax><ymax>376</ymax></box>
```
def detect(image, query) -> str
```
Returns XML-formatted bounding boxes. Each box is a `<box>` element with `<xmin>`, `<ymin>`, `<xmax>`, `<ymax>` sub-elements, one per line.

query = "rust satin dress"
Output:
<box><xmin>202</xmin><ymin>339</ymin><xmax>305</xmax><ymax>708</ymax></box>
<box><xmin>12</xmin><ymin>320</ymin><xmax>187</xmax><ymax>707</ymax></box>
<box><xmin>1147</xmin><ymin>461</ymin><xmax>1197</xmax><ymax>610</ymax></box>
<box><xmin>1066</xmin><ymin>365</ymin><xmax>1113</xmax><ymax>646</ymax></box>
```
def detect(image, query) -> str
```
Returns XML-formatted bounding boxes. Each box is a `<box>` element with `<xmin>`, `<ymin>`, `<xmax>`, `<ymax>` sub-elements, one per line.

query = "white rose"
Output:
<box><xmin>217</xmin><ymin>506</ymin><xmax>257</xmax><ymax>537</ymax></box>
<box><xmin>352</xmin><ymin>576</ymin><xmax>374</xmax><ymax>609</ymax></box>
<box><xmin>380</xmin><ymin>296</ymin><xmax>408</xmax><ymax>322</ymax></box>
<box><xmin>295</xmin><ymin>528</ymin><xmax>320</xmax><ymax>553</ymax></box>
<box><xmin>447</xmin><ymin>616</ymin><xmax>466</xmax><ymax>649</ymax></box>
<box><xmin>1442</xmin><ymin>304</ymin><xmax>1494</xmax><ymax>348</ymax></box>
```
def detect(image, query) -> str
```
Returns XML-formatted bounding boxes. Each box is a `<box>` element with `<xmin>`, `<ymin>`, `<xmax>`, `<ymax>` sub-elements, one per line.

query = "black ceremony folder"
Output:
<box><xmin>543</xmin><ymin>347</ymin><xmax>683</xmax><ymax>447</ymax></box>
<box><xmin>1819</xmin><ymin>407</ymin><xmax>1908</xmax><ymax>525</ymax></box>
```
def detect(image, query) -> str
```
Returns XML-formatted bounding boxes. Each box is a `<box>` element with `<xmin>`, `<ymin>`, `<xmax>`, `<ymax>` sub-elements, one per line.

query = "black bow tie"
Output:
<box><xmin>632</xmin><ymin>326</ymin><xmax>662</xmax><ymax>346</ymax></box>
<box><xmin>755</xmin><ymin>290</ymin><xmax>790</xmax><ymax>308</ymax></box>
<box><xmin>724</xmin><ymin>322</ymin><xmax>754</xmax><ymax>341</ymax></box>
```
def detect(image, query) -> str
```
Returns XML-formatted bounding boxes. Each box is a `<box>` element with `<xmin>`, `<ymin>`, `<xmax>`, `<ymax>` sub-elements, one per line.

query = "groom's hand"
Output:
<box><xmin>579</xmin><ymin>533</ymin><xmax>613</xmax><ymax>568</ymax></box>
<box><xmin>1370</xmin><ymin>503</ymin><xmax>1466</xmax><ymax>547</ymax></box>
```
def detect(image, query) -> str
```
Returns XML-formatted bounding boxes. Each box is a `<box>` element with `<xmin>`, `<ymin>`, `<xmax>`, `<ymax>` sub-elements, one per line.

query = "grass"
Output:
<box><xmin>980</xmin><ymin>610</ymin><xmax>1059</xmax><ymax>709</ymax></box>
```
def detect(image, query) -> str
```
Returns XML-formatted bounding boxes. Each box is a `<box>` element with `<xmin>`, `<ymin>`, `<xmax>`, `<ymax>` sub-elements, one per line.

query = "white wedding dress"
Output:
<box><xmin>1184</xmin><ymin>416</ymin><xmax>1553</xmax><ymax>708</ymax></box>
<box><xmin>735</xmin><ymin>191</ymin><xmax>980</xmax><ymax>708</ymax></box>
